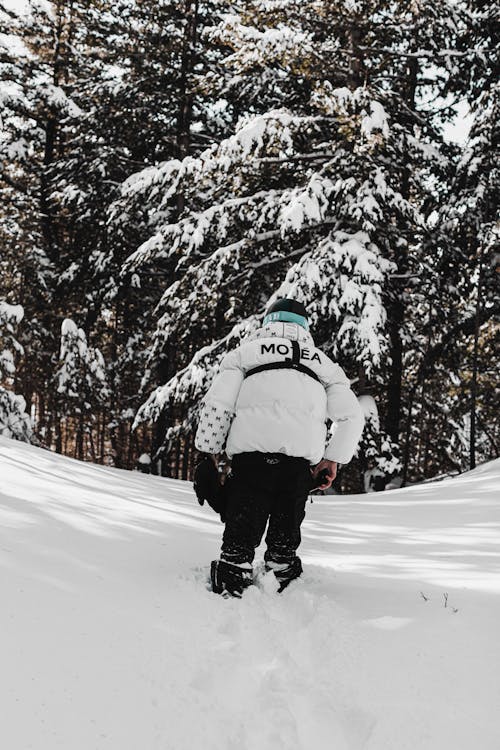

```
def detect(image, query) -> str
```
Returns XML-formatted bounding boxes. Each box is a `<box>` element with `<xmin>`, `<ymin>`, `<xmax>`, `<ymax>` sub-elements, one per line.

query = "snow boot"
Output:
<box><xmin>210</xmin><ymin>560</ymin><xmax>253</xmax><ymax>598</ymax></box>
<box><xmin>265</xmin><ymin>557</ymin><xmax>303</xmax><ymax>592</ymax></box>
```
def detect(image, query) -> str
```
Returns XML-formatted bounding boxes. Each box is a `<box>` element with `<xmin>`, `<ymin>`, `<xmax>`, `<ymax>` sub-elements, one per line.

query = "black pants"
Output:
<box><xmin>221</xmin><ymin>452</ymin><xmax>313</xmax><ymax>567</ymax></box>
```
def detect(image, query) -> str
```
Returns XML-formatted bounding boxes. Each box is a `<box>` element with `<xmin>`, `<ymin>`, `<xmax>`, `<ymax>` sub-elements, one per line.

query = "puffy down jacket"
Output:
<box><xmin>195</xmin><ymin>321</ymin><xmax>365</xmax><ymax>465</ymax></box>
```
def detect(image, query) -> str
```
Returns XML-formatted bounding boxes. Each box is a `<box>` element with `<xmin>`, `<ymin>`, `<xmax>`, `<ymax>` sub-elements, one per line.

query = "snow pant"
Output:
<box><xmin>220</xmin><ymin>452</ymin><xmax>313</xmax><ymax>570</ymax></box>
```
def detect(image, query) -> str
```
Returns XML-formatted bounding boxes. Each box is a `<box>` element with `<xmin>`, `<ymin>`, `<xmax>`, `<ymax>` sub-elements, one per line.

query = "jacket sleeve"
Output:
<box><xmin>194</xmin><ymin>348</ymin><xmax>244</xmax><ymax>454</ymax></box>
<box><xmin>323</xmin><ymin>363</ymin><xmax>365</xmax><ymax>464</ymax></box>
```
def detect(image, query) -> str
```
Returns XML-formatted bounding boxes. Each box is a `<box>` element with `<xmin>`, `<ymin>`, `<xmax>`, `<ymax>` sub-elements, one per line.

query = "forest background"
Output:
<box><xmin>0</xmin><ymin>0</ymin><xmax>498</xmax><ymax>492</ymax></box>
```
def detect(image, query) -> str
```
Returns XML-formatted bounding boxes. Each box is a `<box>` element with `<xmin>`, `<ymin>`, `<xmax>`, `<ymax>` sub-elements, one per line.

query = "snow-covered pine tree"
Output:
<box><xmin>439</xmin><ymin>89</ymin><xmax>499</xmax><ymax>470</ymax></box>
<box><xmin>0</xmin><ymin>0</ymin><xmax>88</xmax><ymax>449</ymax></box>
<box><xmin>119</xmin><ymin>103</ymin><xmax>401</xmax><ymax>483</ymax></box>
<box><xmin>447</xmin><ymin>5</ymin><xmax>499</xmax><ymax>470</ymax></box>
<box><xmin>97</xmin><ymin>0</ymin><xmax>229</xmax><ymax>469</ymax></box>
<box><xmin>105</xmin><ymin>0</ymin><xmax>240</xmax><ymax>473</ymax></box>
<box><xmin>45</xmin><ymin>0</ymin><xmax>197</xmax><ymax>464</ymax></box>
<box><xmin>119</xmin><ymin>0</ymin><xmax>467</xmax><ymax>486</ymax></box>
<box><xmin>1</xmin><ymin>0</ymin><xmax>223</xmax><ymax>466</ymax></box>
<box><xmin>0</xmin><ymin>301</ymin><xmax>32</xmax><ymax>441</ymax></box>
<box><xmin>399</xmin><ymin>0</ymin><xmax>499</xmax><ymax>480</ymax></box>
<box><xmin>56</xmin><ymin>319</ymin><xmax>109</xmax><ymax>459</ymax></box>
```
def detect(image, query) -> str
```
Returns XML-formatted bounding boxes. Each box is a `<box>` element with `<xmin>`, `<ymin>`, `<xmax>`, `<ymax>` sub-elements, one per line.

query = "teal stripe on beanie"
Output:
<box><xmin>263</xmin><ymin>310</ymin><xmax>309</xmax><ymax>330</ymax></box>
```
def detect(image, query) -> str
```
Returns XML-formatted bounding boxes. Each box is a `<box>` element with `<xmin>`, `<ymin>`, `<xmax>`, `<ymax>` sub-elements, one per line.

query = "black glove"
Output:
<box><xmin>311</xmin><ymin>468</ymin><xmax>330</xmax><ymax>491</ymax></box>
<box><xmin>193</xmin><ymin>456</ymin><xmax>227</xmax><ymax>521</ymax></box>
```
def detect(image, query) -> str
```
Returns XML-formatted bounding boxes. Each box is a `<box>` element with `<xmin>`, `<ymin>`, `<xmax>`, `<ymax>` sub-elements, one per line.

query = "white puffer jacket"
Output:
<box><xmin>195</xmin><ymin>321</ymin><xmax>365</xmax><ymax>465</ymax></box>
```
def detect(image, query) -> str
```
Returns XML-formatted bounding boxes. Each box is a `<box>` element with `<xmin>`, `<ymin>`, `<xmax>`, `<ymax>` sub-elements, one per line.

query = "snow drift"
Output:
<box><xmin>1</xmin><ymin>437</ymin><xmax>499</xmax><ymax>750</ymax></box>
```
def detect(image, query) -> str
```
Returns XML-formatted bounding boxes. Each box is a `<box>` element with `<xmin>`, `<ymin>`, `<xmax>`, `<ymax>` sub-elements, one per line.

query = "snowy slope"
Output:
<box><xmin>1</xmin><ymin>437</ymin><xmax>499</xmax><ymax>750</ymax></box>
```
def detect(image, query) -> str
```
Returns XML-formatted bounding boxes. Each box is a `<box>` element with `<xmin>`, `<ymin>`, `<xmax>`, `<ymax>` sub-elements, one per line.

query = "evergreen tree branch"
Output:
<box><xmin>414</xmin><ymin>304</ymin><xmax>499</xmax><ymax>388</ymax></box>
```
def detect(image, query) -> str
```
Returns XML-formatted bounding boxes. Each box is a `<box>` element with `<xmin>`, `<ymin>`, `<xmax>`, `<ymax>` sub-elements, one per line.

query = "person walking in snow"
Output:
<box><xmin>195</xmin><ymin>299</ymin><xmax>365</xmax><ymax>597</ymax></box>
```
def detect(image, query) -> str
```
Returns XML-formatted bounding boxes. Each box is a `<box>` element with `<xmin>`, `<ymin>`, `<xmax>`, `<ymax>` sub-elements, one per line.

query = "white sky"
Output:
<box><xmin>442</xmin><ymin>99</ymin><xmax>473</xmax><ymax>144</ymax></box>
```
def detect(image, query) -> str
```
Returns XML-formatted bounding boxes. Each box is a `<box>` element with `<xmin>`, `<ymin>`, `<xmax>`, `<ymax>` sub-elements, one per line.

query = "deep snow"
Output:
<box><xmin>1</xmin><ymin>436</ymin><xmax>499</xmax><ymax>750</ymax></box>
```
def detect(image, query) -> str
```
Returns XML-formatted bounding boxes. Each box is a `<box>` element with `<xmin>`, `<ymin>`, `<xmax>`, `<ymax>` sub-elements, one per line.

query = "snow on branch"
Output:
<box><xmin>133</xmin><ymin>316</ymin><xmax>261</xmax><ymax>428</ymax></box>
<box><xmin>137</xmin><ymin>229</ymin><xmax>393</xmax><ymax>427</ymax></box>
<box><xmin>209</xmin><ymin>15</ymin><xmax>314</xmax><ymax>73</ymax></box>
<box><xmin>0</xmin><ymin>301</ymin><xmax>24</xmax><ymax>380</ymax></box>
<box><xmin>311</xmin><ymin>83</ymin><xmax>390</xmax><ymax>144</ymax></box>
<box><xmin>119</xmin><ymin>109</ymin><xmax>318</xmax><ymax>270</ymax></box>
<box><xmin>57</xmin><ymin>319</ymin><xmax>109</xmax><ymax>405</ymax></box>
<box><xmin>0</xmin><ymin>301</ymin><xmax>32</xmax><ymax>442</ymax></box>
<box><xmin>271</xmin><ymin>230</ymin><xmax>394</xmax><ymax>373</ymax></box>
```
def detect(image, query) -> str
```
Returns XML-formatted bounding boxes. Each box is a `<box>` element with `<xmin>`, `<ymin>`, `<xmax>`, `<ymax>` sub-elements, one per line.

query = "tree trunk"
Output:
<box><xmin>176</xmin><ymin>0</ymin><xmax>199</xmax><ymax>213</ymax></box>
<box><xmin>40</xmin><ymin>2</ymin><xmax>73</xmax><ymax>456</ymax></box>
<box><xmin>348</xmin><ymin>21</ymin><xmax>365</xmax><ymax>89</ymax></box>
<box><xmin>176</xmin><ymin>0</ymin><xmax>199</xmax><ymax>159</ymax></box>
<box><xmin>385</xmin><ymin>55</ymin><xmax>418</xmax><ymax>445</ymax></box>
<box><xmin>149</xmin><ymin>1</ymin><xmax>200</xmax><ymax>468</ymax></box>
<box><xmin>470</xmin><ymin>244</ymin><xmax>484</xmax><ymax>469</ymax></box>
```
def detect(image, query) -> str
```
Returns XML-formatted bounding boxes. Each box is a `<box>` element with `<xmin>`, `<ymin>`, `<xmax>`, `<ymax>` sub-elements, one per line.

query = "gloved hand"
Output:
<box><xmin>211</xmin><ymin>453</ymin><xmax>231</xmax><ymax>484</ymax></box>
<box><xmin>311</xmin><ymin>459</ymin><xmax>337</xmax><ymax>490</ymax></box>
<box><xmin>193</xmin><ymin>455</ymin><xmax>228</xmax><ymax>521</ymax></box>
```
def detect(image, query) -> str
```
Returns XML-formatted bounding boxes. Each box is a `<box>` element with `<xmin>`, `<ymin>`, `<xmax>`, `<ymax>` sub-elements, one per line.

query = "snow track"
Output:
<box><xmin>1</xmin><ymin>437</ymin><xmax>499</xmax><ymax>750</ymax></box>
<box><xmin>167</xmin><ymin>572</ymin><xmax>374</xmax><ymax>750</ymax></box>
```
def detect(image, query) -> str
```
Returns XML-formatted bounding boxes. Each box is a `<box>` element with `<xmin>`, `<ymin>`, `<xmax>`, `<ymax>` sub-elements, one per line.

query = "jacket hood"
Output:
<box><xmin>247</xmin><ymin>321</ymin><xmax>315</xmax><ymax>347</ymax></box>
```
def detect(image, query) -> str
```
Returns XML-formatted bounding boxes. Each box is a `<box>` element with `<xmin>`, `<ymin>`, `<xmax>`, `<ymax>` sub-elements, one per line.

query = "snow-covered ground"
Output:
<box><xmin>1</xmin><ymin>436</ymin><xmax>499</xmax><ymax>750</ymax></box>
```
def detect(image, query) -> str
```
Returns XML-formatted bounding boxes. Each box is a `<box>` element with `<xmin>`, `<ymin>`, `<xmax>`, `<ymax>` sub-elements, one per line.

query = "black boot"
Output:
<box><xmin>210</xmin><ymin>560</ymin><xmax>253</xmax><ymax>598</ymax></box>
<box><xmin>265</xmin><ymin>557</ymin><xmax>303</xmax><ymax>592</ymax></box>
